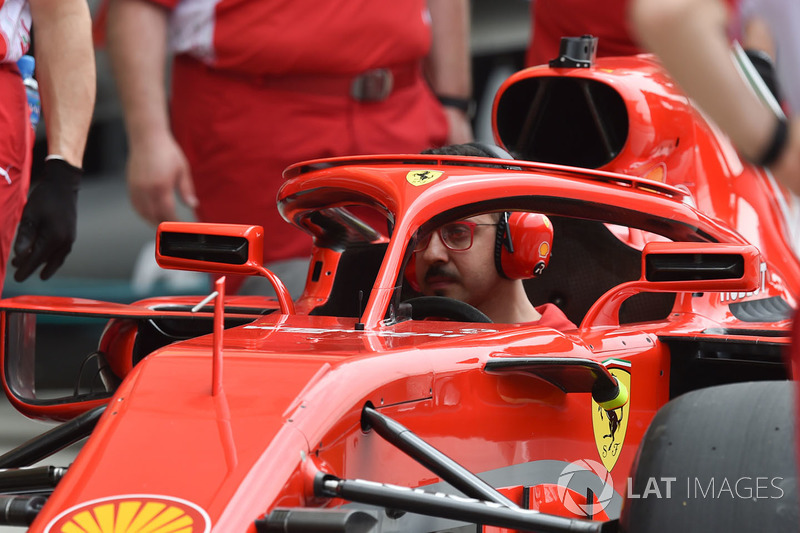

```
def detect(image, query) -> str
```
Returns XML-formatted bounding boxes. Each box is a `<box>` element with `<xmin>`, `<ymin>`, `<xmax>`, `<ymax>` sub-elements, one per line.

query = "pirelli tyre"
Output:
<box><xmin>620</xmin><ymin>381</ymin><xmax>798</xmax><ymax>532</ymax></box>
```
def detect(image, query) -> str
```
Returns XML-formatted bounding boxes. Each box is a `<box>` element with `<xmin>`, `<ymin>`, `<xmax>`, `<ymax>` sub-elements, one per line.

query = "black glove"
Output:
<box><xmin>12</xmin><ymin>158</ymin><xmax>81</xmax><ymax>282</ymax></box>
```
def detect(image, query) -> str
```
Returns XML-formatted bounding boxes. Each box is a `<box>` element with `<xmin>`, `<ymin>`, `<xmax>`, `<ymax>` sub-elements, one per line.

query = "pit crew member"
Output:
<box><xmin>0</xmin><ymin>0</ymin><xmax>95</xmax><ymax>293</ymax></box>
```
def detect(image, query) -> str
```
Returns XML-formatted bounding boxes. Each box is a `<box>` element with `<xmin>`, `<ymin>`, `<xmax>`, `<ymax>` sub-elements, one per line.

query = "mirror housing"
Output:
<box><xmin>581</xmin><ymin>242</ymin><xmax>762</xmax><ymax>328</ymax></box>
<box><xmin>156</xmin><ymin>222</ymin><xmax>265</xmax><ymax>275</ymax></box>
<box><xmin>0</xmin><ymin>296</ymin><xmax>272</xmax><ymax>421</ymax></box>
<box><xmin>156</xmin><ymin>222</ymin><xmax>295</xmax><ymax>314</ymax></box>
<box><xmin>640</xmin><ymin>242</ymin><xmax>760</xmax><ymax>289</ymax></box>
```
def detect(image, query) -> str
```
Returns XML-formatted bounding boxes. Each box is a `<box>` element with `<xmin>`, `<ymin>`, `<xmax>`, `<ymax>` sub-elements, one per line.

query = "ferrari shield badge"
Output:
<box><xmin>45</xmin><ymin>495</ymin><xmax>211</xmax><ymax>533</ymax></box>
<box><xmin>406</xmin><ymin>169</ymin><xmax>443</xmax><ymax>186</ymax></box>
<box><xmin>592</xmin><ymin>359</ymin><xmax>631</xmax><ymax>471</ymax></box>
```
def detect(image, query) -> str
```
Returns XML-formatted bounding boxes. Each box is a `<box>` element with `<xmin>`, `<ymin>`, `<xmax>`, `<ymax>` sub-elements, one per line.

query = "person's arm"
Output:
<box><xmin>630</xmin><ymin>0</ymin><xmax>800</xmax><ymax>193</ymax></box>
<box><xmin>29</xmin><ymin>0</ymin><xmax>95</xmax><ymax>167</ymax></box>
<box><xmin>426</xmin><ymin>0</ymin><xmax>474</xmax><ymax>145</ymax></box>
<box><xmin>106</xmin><ymin>0</ymin><xmax>197</xmax><ymax>225</ymax></box>
<box><xmin>11</xmin><ymin>0</ymin><xmax>96</xmax><ymax>282</ymax></box>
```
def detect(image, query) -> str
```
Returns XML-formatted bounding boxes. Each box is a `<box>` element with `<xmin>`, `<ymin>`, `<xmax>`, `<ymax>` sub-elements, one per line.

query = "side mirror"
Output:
<box><xmin>156</xmin><ymin>222</ymin><xmax>295</xmax><ymax>314</ymax></box>
<box><xmin>581</xmin><ymin>242</ymin><xmax>761</xmax><ymax>328</ymax></box>
<box><xmin>1</xmin><ymin>308</ymin><xmax>119</xmax><ymax>421</ymax></box>
<box><xmin>0</xmin><ymin>296</ymin><xmax>272</xmax><ymax>421</ymax></box>
<box><xmin>640</xmin><ymin>242</ymin><xmax>761</xmax><ymax>289</ymax></box>
<box><xmin>156</xmin><ymin>222</ymin><xmax>265</xmax><ymax>275</ymax></box>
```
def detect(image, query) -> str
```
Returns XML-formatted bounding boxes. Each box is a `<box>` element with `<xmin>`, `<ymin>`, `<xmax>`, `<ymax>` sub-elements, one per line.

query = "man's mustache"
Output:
<box><xmin>424</xmin><ymin>264</ymin><xmax>459</xmax><ymax>283</ymax></box>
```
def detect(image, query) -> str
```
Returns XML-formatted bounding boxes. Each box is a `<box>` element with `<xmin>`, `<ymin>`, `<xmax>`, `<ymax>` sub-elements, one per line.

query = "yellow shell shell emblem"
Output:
<box><xmin>538</xmin><ymin>242</ymin><xmax>550</xmax><ymax>258</ymax></box>
<box><xmin>46</xmin><ymin>495</ymin><xmax>210</xmax><ymax>533</ymax></box>
<box><xmin>591</xmin><ymin>361</ymin><xmax>631</xmax><ymax>472</ymax></box>
<box><xmin>406</xmin><ymin>169</ymin><xmax>443</xmax><ymax>186</ymax></box>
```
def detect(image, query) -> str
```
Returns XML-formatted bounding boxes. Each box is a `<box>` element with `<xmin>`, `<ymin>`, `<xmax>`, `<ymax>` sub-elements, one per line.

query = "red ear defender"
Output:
<box><xmin>496</xmin><ymin>212</ymin><xmax>553</xmax><ymax>280</ymax></box>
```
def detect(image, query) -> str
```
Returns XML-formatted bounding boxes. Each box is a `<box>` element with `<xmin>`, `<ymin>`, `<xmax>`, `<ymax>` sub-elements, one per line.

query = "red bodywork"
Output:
<box><xmin>0</xmin><ymin>53</ymin><xmax>795</xmax><ymax>533</ymax></box>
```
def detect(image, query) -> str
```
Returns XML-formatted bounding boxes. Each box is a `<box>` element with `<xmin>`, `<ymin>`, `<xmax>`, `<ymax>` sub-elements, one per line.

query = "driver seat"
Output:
<box><xmin>309</xmin><ymin>243</ymin><xmax>388</xmax><ymax>318</ymax></box>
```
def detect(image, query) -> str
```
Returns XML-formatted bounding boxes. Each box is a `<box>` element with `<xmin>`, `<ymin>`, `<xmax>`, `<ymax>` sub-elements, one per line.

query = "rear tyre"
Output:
<box><xmin>620</xmin><ymin>381</ymin><xmax>798</xmax><ymax>532</ymax></box>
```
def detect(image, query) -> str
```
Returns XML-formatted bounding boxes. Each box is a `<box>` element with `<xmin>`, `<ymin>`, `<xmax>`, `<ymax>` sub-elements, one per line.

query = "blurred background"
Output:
<box><xmin>0</xmin><ymin>3</ymin><xmax>534</xmax><ymax>527</ymax></box>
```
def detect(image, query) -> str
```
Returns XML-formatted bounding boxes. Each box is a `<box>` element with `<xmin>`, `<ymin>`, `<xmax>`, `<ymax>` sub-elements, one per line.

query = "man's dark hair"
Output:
<box><xmin>422</xmin><ymin>142</ymin><xmax>513</xmax><ymax>159</ymax></box>
<box><xmin>423</xmin><ymin>143</ymin><xmax>495</xmax><ymax>157</ymax></box>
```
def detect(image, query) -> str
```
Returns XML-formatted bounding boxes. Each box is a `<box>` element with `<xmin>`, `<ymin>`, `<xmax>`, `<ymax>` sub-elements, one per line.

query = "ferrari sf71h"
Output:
<box><xmin>0</xmin><ymin>37</ymin><xmax>796</xmax><ymax>533</ymax></box>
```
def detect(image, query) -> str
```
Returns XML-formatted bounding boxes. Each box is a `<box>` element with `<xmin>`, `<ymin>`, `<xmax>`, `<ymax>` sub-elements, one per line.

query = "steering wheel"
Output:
<box><xmin>403</xmin><ymin>296</ymin><xmax>492</xmax><ymax>323</ymax></box>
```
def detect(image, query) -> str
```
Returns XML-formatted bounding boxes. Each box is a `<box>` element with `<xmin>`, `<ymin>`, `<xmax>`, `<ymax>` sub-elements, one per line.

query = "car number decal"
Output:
<box><xmin>720</xmin><ymin>262</ymin><xmax>768</xmax><ymax>302</ymax></box>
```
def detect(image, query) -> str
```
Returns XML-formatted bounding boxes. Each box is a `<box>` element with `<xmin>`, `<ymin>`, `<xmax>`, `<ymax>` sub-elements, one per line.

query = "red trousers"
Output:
<box><xmin>170</xmin><ymin>56</ymin><xmax>448</xmax><ymax>293</ymax></box>
<box><xmin>0</xmin><ymin>62</ymin><xmax>32</xmax><ymax>294</ymax></box>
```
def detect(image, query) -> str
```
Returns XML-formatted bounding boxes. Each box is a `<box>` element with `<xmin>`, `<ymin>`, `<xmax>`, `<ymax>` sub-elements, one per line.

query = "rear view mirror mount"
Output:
<box><xmin>156</xmin><ymin>222</ymin><xmax>295</xmax><ymax>314</ymax></box>
<box><xmin>581</xmin><ymin>242</ymin><xmax>761</xmax><ymax>328</ymax></box>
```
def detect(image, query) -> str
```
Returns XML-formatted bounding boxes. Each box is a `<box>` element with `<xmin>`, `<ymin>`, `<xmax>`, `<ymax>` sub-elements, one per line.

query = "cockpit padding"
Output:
<box><xmin>524</xmin><ymin>217</ymin><xmax>675</xmax><ymax>326</ymax></box>
<box><xmin>310</xmin><ymin>242</ymin><xmax>389</xmax><ymax>318</ymax></box>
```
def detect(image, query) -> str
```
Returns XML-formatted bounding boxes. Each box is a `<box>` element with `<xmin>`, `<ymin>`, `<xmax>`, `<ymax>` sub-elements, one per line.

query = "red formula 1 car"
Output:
<box><xmin>0</xmin><ymin>38</ymin><xmax>797</xmax><ymax>532</ymax></box>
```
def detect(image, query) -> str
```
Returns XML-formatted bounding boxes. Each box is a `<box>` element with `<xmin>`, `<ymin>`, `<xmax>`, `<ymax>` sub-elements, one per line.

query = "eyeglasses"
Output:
<box><xmin>414</xmin><ymin>221</ymin><xmax>498</xmax><ymax>252</ymax></box>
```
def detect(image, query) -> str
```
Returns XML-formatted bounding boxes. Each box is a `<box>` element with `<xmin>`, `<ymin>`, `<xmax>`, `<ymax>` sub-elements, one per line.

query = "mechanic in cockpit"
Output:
<box><xmin>410</xmin><ymin>210</ymin><xmax>575</xmax><ymax>329</ymax></box>
<box><xmin>408</xmin><ymin>143</ymin><xmax>576</xmax><ymax>329</ymax></box>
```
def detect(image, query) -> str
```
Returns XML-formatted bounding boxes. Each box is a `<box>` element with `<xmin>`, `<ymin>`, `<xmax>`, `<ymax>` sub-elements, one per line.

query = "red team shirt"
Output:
<box><xmin>146</xmin><ymin>0</ymin><xmax>432</xmax><ymax>76</ymax></box>
<box><xmin>0</xmin><ymin>0</ymin><xmax>31</xmax><ymax>62</ymax></box>
<box><xmin>533</xmin><ymin>303</ymin><xmax>577</xmax><ymax>330</ymax></box>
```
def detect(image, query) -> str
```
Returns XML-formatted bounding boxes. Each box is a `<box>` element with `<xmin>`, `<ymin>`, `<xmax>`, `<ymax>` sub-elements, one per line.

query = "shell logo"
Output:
<box><xmin>45</xmin><ymin>495</ymin><xmax>210</xmax><ymax>533</ymax></box>
<box><xmin>538</xmin><ymin>241</ymin><xmax>550</xmax><ymax>258</ymax></box>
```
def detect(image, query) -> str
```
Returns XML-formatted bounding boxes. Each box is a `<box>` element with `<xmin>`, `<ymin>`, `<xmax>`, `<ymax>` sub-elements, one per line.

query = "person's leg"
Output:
<box><xmin>0</xmin><ymin>65</ymin><xmax>32</xmax><ymax>294</ymax></box>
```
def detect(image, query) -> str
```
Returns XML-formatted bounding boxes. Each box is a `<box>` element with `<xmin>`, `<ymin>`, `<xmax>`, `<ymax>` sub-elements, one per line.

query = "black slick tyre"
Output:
<box><xmin>620</xmin><ymin>381</ymin><xmax>798</xmax><ymax>532</ymax></box>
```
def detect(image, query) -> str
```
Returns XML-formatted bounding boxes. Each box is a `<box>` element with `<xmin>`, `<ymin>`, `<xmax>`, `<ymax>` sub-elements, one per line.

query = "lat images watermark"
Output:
<box><xmin>557</xmin><ymin>459</ymin><xmax>786</xmax><ymax>517</ymax></box>
<box><xmin>557</xmin><ymin>459</ymin><xmax>616</xmax><ymax>516</ymax></box>
<box><xmin>626</xmin><ymin>476</ymin><xmax>785</xmax><ymax>500</ymax></box>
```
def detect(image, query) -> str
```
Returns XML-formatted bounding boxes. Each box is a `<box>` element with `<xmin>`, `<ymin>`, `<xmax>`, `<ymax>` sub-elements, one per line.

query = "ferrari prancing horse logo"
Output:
<box><xmin>406</xmin><ymin>169</ymin><xmax>444</xmax><ymax>186</ymax></box>
<box><xmin>591</xmin><ymin>361</ymin><xmax>631</xmax><ymax>471</ymax></box>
